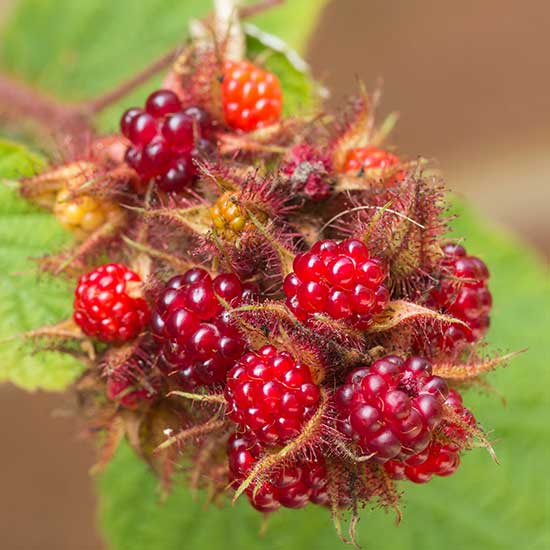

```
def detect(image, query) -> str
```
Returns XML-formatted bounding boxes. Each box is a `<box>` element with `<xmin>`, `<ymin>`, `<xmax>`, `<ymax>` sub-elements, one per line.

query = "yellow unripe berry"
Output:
<box><xmin>209</xmin><ymin>192</ymin><xmax>264</xmax><ymax>241</ymax></box>
<box><xmin>54</xmin><ymin>188</ymin><xmax>122</xmax><ymax>238</ymax></box>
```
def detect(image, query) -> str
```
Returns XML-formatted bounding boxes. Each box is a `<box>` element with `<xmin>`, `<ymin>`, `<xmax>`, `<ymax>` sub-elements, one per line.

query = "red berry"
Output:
<box><xmin>227</xmin><ymin>432</ymin><xmax>329</xmax><ymax>512</ymax></box>
<box><xmin>335</xmin><ymin>356</ymin><xmax>448</xmax><ymax>462</ymax></box>
<box><xmin>121</xmin><ymin>89</ymin><xmax>214</xmax><ymax>193</ymax></box>
<box><xmin>428</xmin><ymin>243</ymin><xmax>492</xmax><ymax>349</ymax></box>
<box><xmin>222</xmin><ymin>60</ymin><xmax>282</xmax><ymax>132</ymax></box>
<box><xmin>73</xmin><ymin>263</ymin><xmax>150</xmax><ymax>342</ymax></box>
<box><xmin>152</xmin><ymin>269</ymin><xmax>253</xmax><ymax>389</ymax></box>
<box><xmin>284</xmin><ymin>238</ymin><xmax>389</xmax><ymax>328</ymax></box>
<box><xmin>225</xmin><ymin>345</ymin><xmax>321</xmax><ymax>446</ymax></box>
<box><xmin>344</xmin><ymin>146</ymin><xmax>403</xmax><ymax>181</ymax></box>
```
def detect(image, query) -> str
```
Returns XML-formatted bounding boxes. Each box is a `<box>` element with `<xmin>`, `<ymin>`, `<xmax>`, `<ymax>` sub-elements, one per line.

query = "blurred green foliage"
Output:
<box><xmin>0</xmin><ymin>141</ymin><xmax>82</xmax><ymax>389</ymax></box>
<box><xmin>0</xmin><ymin>0</ymin><xmax>548</xmax><ymax>548</ymax></box>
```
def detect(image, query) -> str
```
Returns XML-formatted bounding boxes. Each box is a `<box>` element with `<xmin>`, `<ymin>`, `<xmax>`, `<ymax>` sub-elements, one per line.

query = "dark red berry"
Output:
<box><xmin>73</xmin><ymin>263</ymin><xmax>150</xmax><ymax>342</ymax></box>
<box><xmin>284</xmin><ymin>238</ymin><xmax>389</xmax><ymax>328</ymax></box>
<box><xmin>225</xmin><ymin>345</ymin><xmax>321</xmax><ymax>446</ymax></box>
<box><xmin>335</xmin><ymin>356</ymin><xmax>448</xmax><ymax>462</ymax></box>
<box><xmin>121</xmin><ymin>89</ymin><xmax>214</xmax><ymax>193</ymax></box>
<box><xmin>428</xmin><ymin>243</ymin><xmax>492</xmax><ymax>349</ymax></box>
<box><xmin>152</xmin><ymin>269</ymin><xmax>253</xmax><ymax>389</ymax></box>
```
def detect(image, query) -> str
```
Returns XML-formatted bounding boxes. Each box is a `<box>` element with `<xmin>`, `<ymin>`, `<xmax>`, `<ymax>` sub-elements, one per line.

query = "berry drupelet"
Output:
<box><xmin>284</xmin><ymin>238</ymin><xmax>389</xmax><ymax>329</ymax></box>
<box><xmin>225</xmin><ymin>345</ymin><xmax>321</xmax><ymax>446</ymax></box>
<box><xmin>73</xmin><ymin>263</ymin><xmax>150</xmax><ymax>342</ymax></box>
<box><xmin>221</xmin><ymin>60</ymin><xmax>282</xmax><ymax>132</ymax></box>
<box><xmin>228</xmin><ymin>432</ymin><xmax>329</xmax><ymax>512</ymax></box>
<box><xmin>429</xmin><ymin>243</ymin><xmax>492</xmax><ymax>348</ymax></box>
<box><xmin>121</xmin><ymin>89</ymin><xmax>214</xmax><ymax>193</ymax></box>
<box><xmin>151</xmin><ymin>268</ymin><xmax>254</xmax><ymax>389</ymax></box>
<box><xmin>335</xmin><ymin>355</ymin><xmax>448</xmax><ymax>462</ymax></box>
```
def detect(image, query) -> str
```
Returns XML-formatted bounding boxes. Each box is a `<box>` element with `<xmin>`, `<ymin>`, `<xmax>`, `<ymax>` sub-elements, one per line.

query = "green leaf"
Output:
<box><xmin>99</xmin><ymin>201</ymin><xmax>550</xmax><ymax>549</ymax></box>
<box><xmin>0</xmin><ymin>140</ymin><xmax>83</xmax><ymax>390</ymax></box>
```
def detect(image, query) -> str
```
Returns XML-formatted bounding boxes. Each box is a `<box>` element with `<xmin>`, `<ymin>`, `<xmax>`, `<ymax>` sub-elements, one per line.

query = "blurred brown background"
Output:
<box><xmin>1</xmin><ymin>1</ymin><xmax>549</xmax><ymax>548</ymax></box>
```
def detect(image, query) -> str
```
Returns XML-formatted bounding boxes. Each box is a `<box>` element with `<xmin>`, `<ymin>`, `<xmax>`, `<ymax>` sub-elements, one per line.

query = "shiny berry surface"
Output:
<box><xmin>335</xmin><ymin>355</ymin><xmax>448</xmax><ymax>462</ymax></box>
<box><xmin>227</xmin><ymin>432</ymin><xmax>329</xmax><ymax>512</ymax></box>
<box><xmin>222</xmin><ymin>60</ymin><xmax>282</xmax><ymax>132</ymax></box>
<box><xmin>152</xmin><ymin>269</ymin><xmax>253</xmax><ymax>389</ymax></box>
<box><xmin>429</xmin><ymin>243</ymin><xmax>492</xmax><ymax>348</ymax></box>
<box><xmin>73</xmin><ymin>263</ymin><xmax>149</xmax><ymax>342</ymax></box>
<box><xmin>121</xmin><ymin>89</ymin><xmax>214</xmax><ymax>193</ymax></box>
<box><xmin>225</xmin><ymin>345</ymin><xmax>321</xmax><ymax>446</ymax></box>
<box><xmin>283</xmin><ymin>238</ymin><xmax>389</xmax><ymax>328</ymax></box>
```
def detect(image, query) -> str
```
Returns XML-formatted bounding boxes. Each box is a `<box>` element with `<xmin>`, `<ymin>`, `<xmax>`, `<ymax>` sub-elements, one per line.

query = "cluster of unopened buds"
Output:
<box><xmin>18</xmin><ymin>6</ymin><xmax>511</xmax><ymax>543</ymax></box>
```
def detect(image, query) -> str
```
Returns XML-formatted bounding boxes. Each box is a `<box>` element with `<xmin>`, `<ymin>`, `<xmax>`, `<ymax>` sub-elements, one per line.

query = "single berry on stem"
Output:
<box><xmin>225</xmin><ymin>345</ymin><xmax>321</xmax><ymax>446</ymax></box>
<box><xmin>151</xmin><ymin>269</ymin><xmax>255</xmax><ymax>389</ymax></box>
<box><xmin>335</xmin><ymin>355</ymin><xmax>448</xmax><ymax>462</ymax></box>
<box><xmin>283</xmin><ymin>238</ymin><xmax>390</xmax><ymax>329</ymax></box>
<box><xmin>54</xmin><ymin>188</ymin><xmax>121</xmax><ymax>237</ymax></box>
<box><xmin>73</xmin><ymin>263</ymin><xmax>150</xmax><ymax>342</ymax></box>
<box><xmin>120</xmin><ymin>89</ymin><xmax>214</xmax><ymax>193</ymax></box>
<box><xmin>222</xmin><ymin>60</ymin><xmax>282</xmax><ymax>132</ymax></box>
<box><xmin>428</xmin><ymin>243</ymin><xmax>492</xmax><ymax>349</ymax></box>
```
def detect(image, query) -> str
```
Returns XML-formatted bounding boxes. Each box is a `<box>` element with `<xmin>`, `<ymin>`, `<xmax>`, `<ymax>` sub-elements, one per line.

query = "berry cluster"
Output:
<box><xmin>121</xmin><ymin>90</ymin><xmax>213</xmax><ymax>192</ymax></box>
<box><xmin>335</xmin><ymin>356</ymin><xmax>448</xmax><ymax>462</ymax></box>
<box><xmin>228</xmin><ymin>432</ymin><xmax>329</xmax><ymax>511</ymax></box>
<box><xmin>225</xmin><ymin>345</ymin><xmax>321</xmax><ymax>445</ymax></box>
<box><xmin>222</xmin><ymin>60</ymin><xmax>282</xmax><ymax>131</ymax></box>
<box><xmin>73</xmin><ymin>263</ymin><xmax>150</xmax><ymax>342</ymax></box>
<box><xmin>284</xmin><ymin>238</ymin><xmax>389</xmax><ymax>328</ymax></box>
<box><xmin>20</xmin><ymin>13</ymin><xmax>507</xmax><ymax>538</ymax></box>
<box><xmin>429</xmin><ymin>243</ymin><xmax>492</xmax><ymax>349</ymax></box>
<box><xmin>151</xmin><ymin>269</ymin><xmax>254</xmax><ymax>389</ymax></box>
